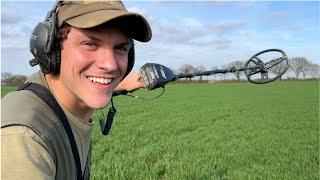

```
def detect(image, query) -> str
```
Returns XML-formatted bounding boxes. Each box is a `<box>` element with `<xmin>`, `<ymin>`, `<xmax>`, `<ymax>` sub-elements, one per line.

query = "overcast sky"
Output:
<box><xmin>1</xmin><ymin>1</ymin><xmax>319</xmax><ymax>75</ymax></box>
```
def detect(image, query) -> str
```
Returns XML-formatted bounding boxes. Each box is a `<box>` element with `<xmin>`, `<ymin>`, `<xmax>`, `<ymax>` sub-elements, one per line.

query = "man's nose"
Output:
<box><xmin>96</xmin><ymin>48</ymin><xmax>118</xmax><ymax>71</ymax></box>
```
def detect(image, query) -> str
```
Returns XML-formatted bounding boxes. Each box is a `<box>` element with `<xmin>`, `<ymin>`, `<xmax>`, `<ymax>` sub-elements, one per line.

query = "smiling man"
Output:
<box><xmin>1</xmin><ymin>1</ymin><xmax>151</xmax><ymax>179</ymax></box>
<box><xmin>47</xmin><ymin>25</ymin><xmax>131</xmax><ymax>121</ymax></box>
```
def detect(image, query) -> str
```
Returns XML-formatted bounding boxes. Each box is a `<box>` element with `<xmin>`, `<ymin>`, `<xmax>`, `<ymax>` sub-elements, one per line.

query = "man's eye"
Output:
<box><xmin>115</xmin><ymin>46</ymin><xmax>129</xmax><ymax>54</ymax></box>
<box><xmin>84</xmin><ymin>42</ymin><xmax>97</xmax><ymax>46</ymax></box>
<box><xmin>81</xmin><ymin>41</ymin><xmax>98</xmax><ymax>50</ymax></box>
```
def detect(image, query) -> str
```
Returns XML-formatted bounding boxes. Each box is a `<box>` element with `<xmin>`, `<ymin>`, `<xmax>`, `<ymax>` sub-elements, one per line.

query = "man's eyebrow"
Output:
<box><xmin>115</xmin><ymin>41</ymin><xmax>130</xmax><ymax>47</ymax></box>
<box><xmin>81</xmin><ymin>32</ymin><xmax>102</xmax><ymax>42</ymax></box>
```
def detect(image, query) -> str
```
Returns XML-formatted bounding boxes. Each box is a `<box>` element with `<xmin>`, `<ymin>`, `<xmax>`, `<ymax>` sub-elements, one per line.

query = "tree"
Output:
<box><xmin>269</xmin><ymin>60</ymin><xmax>288</xmax><ymax>80</ymax></box>
<box><xmin>290</xmin><ymin>57</ymin><xmax>309</xmax><ymax>79</ymax></box>
<box><xmin>196</xmin><ymin>65</ymin><xmax>206</xmax><ymax>81</ymax></box>
<box><xmin>301</xmin><ymin>60</ymin><xmax>311</xmax><ymax>80</ymax></box>
<box><xmin>179</xmin><ymin>64</ymin><xmax>196</xmax><ymax>81</ymax></box>
<box><xmin>228</xmin><ymin>60</ymin><xmax>244</xmax><ymax>81</ymax></box>
<box><xmin>170</xmin><ymin>67</ymin><xmax>178</xmax><ymax>75</ymax></box>
<box><xmin>3</xmin><ymin>75</ymin><xmax>27</xmax><ymax>87</ymax></box>
<box><xmin>220</xmin><ymin>65</ymin><xmax>228</xmax><ymax>81</ymax></box>
<box><xmin>211</xmin><ymin>66</ymin><xmax>219</xmax><ymax>81</ymax></box>
<box><xmin>1</xmin><ymin>72</ymin><xmax>13</xmax><ymax>86</ymax></box>
<box><xmin>308</xmin><ymin>63</ymin><xmax>320</xmax><ymax>79</ymax></box>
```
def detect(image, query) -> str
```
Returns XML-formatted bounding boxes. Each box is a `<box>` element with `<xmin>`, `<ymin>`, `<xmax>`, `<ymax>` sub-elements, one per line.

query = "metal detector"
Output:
<box><xmin>101</xmin><ymin>49</ymin><xmax>289</xmax><ymax>136</ymax></box>
<box><xmin>140</xmin><ymin>49</ymin><xmax>289</xmax><ymax>90</ymax></box>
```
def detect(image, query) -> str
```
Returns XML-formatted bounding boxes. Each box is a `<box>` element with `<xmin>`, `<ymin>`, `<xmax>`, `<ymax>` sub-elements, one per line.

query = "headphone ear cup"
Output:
<box><xmin>29</xmin><ymin>5</ymin><xmax>58</xmax><ymax>74</ymax></box>
<box><xmin>29</xmin><ymin>22</ymin><xmax>53</xmax><ymax>73</ymax></box>
<box><xmin>124</xmin><ymin>41</ymin><xmax>135</xmax><ymax>77</ymax></box>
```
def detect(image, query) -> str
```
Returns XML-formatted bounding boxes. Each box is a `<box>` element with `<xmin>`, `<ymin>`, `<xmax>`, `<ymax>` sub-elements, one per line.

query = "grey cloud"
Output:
<box><xmin>1</xmin><ymin>8</ymin><xmax>25</xmax><ymax>24</ymax></box>
<box><xmin>190</xmin><ymin>37</ymin><xmax>232</xmax><ymax>48</ymax></box>
<box><xmin>2</xmin><ymin>23</ymin><xmax>33</xmax><ymax>49</ymax></box>
<box><xmin>173</xmin><ymin>18</ymin><xmax>249</xmax><ymax>36</ymax></box>
<box><xmin>266</xmin><ymin>12</ymin><xmax>290</xmax><ymax>20</ymax></box>
<box><xmin>212</xmin><ymin>20</ymin><xmax>248</xmax><ymax>34</ymax></box>
<box><xmin>1</xmin><ymin>46</ymin><xmax>35</xmax><ymax>75</ymax></box>
<box><xmin>153</xmin><ymin>18</ymin><xmax>236</xmax><ymax>49</ymax></box>
<box><xmin>234</xmin><ymin>1</ymin><xmax>258</xmax><ymax>12</ymax></box>
<box><xmin>153</xmin><ymin>18</ymin><xmax>207</xmax><ymax>44</ymax></box>
<box><xmin>200</xmin><ymin>1</ymin><xmax>233</xmax><ymax>7</ymax></box>
<box><xmin>1</xmin><ymin>6</ymin><xmax>34</xmax><ymax>49</ymax></box>
<box><xmin>2</xmin><ymin>24</ymin><xmax>33</xmax><ymax>37</ymax></box>
<box><xmin>190</xmin><ymin>37</ymin><xmax>216</xmax><ymax>46</ymax></box>
<box><xmin>1</xmin><ymin>36</ymin><xmax>29</xmax><ymax>49</ymax></box>
<box><xmin>181</xmin><ymin>18</ymin><xmax>203</xmax><ymax>29</ymax></box>
<box><xmin>214</xmin><ymin>40</ymin><xmax>233</xmax><ymax>49</ymax></box>
<box><xmin>150</xmin><ymin>1</ymin><xmax>187</xmax><ymax>6</ymax></box>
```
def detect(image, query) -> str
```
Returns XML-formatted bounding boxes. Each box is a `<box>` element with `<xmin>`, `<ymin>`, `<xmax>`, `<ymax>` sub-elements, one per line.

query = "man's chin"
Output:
<box><xmin>87</xmin><ymin>97</ymin><xmax>112</xmax><ymax>110</ymax></box>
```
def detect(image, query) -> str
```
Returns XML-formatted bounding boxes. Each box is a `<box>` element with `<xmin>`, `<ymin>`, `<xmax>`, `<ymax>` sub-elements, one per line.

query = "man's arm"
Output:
<box><xmin>114</xmin><ymin>72</ymin><xmax>145</xmax><ymax>93</ymax></box>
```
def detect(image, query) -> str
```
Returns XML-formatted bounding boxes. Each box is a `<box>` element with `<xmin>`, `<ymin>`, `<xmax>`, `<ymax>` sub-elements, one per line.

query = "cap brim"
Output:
<box><xmin>66</xmin><ymin>10</ymin><xmax>152</xmax><ymax>42</ymax></box>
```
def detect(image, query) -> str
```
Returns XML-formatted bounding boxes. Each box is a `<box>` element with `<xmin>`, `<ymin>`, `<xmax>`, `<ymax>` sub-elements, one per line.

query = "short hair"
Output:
<box><xmin>56</xmin><ymin>24</ymin><xmax>71</xmax><ymax>50</ymax></box>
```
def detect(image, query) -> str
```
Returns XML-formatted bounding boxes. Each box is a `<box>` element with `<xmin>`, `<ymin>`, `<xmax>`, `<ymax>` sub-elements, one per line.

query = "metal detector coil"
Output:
<box><xmin>244</xmin><ymin>49</ymin><xmax>289</xmax><ymax>84</ymax></box>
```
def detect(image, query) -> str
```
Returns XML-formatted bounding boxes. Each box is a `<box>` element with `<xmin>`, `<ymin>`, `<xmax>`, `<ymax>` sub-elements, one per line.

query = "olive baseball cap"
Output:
<box><xmin>57</xmin><ymin>0</ymin><xmax>152</xmax><ymax>42</ymax></box>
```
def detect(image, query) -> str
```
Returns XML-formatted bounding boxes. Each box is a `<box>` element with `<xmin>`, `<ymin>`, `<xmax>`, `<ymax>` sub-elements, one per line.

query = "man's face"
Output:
<box><xmin>58</xmin><ymin>26</ymin><xmax>129</xmax><ymax>110</ymax></box>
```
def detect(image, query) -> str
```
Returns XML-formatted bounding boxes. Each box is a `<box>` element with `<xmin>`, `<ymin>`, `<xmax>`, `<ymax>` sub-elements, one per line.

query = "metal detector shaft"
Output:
<box><xmin>174</xmin><ymin>65</ymin><xmax>262</xmax><ymax>80</ymax></box>
<box><xmin>175</xmin><ymin>55</ymin><xmax>287</xmax><ymax>80</ymax></box>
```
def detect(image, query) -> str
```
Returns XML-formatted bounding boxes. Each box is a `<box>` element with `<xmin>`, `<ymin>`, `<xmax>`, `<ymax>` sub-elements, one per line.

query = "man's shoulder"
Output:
<box><xmin>2</xmin><ymin>89</ymin><xmax>54</xmax><ymax>118</ymax></box>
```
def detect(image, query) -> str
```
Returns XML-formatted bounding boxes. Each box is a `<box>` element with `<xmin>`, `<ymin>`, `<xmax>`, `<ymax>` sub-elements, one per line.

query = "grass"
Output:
<box><xmin>1</xmin><ymin>86</ymin><xmax>17</xmax><ymax>98</ymax></box>
<box><xmin>2</xmin><ymin>81</ymin><xmax>319</xmax><ymax>179</ymax></box>
<box><xmin>90</xmin><ymin>81</ymin><xmax>319</xmax><ymax>179</ymax></box>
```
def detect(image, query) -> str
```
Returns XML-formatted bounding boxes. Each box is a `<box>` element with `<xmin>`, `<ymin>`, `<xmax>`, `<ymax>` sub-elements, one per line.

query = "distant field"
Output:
<box><xmin>2</xmin><ymin>81</ymin><xmax>319</xmax><ymax>179</ymax></box>
<box><xmin>1</xmin><ymin>86</ymin><xmax>17</xmax><ymax>98</ymax></box>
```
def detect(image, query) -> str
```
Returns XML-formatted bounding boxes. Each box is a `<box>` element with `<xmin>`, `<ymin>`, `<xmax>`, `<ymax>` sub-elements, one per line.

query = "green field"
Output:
<box><xmin>2</xmin><ymin>81</ymin><xmax>319</xmax><ymax>179</ymax></box>
<box><xmin>1</xmin><ymin>86</ymin><xmax>17</xmax><ymax>98</ymax></box>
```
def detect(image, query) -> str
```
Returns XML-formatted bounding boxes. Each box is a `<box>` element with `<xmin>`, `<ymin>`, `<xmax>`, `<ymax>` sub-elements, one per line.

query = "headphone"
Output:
<box><xmin>29</xmin><ymin>1</ymin><xmax>135</xmax><ymax>77</ymax></box>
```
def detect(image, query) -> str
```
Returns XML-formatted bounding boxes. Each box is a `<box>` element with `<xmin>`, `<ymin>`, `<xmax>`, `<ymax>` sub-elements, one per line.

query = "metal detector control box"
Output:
<box><xmin>140</xmin><ymin>63</ymin><xmax>175</xmax><ymax>90</ymax></box>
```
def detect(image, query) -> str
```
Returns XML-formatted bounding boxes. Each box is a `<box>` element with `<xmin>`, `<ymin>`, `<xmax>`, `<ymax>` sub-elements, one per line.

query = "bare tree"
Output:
<box><xmin>211</xmin><ymin>66</ymin><xmax>219</xmax><ymax>81</ymax></box>
<box><xmin>220</xmin><ymin>65</ymin><xmax>228</xmax><ymax>81</ymax></box>
<box><xmin>196</xmin><ymin>65</ymin><xmax>206</xmax><ymax>81</ymax></box>
<box><xmin>179</xmin><ymin>64</ymin><xmax>196</xmax><ymax>81</ymax></box>
<box><xmin>228</xmin><ymin>60</ymin><xmax>244</xmax><ymax>81</ymax></box>
<box><xmin>308</xmin><ymin>63</ymin><xmax>320</xmax><ymax>79</ymax></box>
<box><xmin>3</xmin><ymin>75</ymin><xmax>27</xmax><ymax>87</ymax></box>
<box><xmin>301</xmin><ymin>60</ymin><xmax>311</xmax><ymax>80</ymax></box>
<box><xmin>1</xmin><ymin>72</ymin><xmax>12</xmax><ymax>85</ymax></box>
<box><xmin>290</xmin><ymin>57</ymin><xmax>309</xmax><ymax>79</ymax></box>
<box><xmin>269</xmin><ymin>60</ymin><xmax>288</xmax><ymax>80</ymax></box>
<box><xmin>169</xmin><ymin>67</ymin><xmax>178</xmax><ymax>75</ymax></box>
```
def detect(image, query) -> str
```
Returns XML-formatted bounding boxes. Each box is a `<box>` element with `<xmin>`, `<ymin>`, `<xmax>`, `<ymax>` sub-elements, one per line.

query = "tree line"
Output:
<box><xmin>177</xmin><ymin>57</ymin><xmax>319</xmax><ymax>81</ymax></box>
<box><xmin>1</xmin><ymin>56</ymin><xmax>319</xmax><ymax>87</ymax></box>
<box><xmin>1</xmin><ymin>73</ymin><xmax>27</xmax><ymax>87</ymax></box>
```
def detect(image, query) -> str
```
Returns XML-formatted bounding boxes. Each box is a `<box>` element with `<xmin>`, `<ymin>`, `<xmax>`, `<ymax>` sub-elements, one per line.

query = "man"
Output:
<box><xmin>1</xmin><ymin>1</ymin><xmax>152</xmax><ymax>179</ymax></box>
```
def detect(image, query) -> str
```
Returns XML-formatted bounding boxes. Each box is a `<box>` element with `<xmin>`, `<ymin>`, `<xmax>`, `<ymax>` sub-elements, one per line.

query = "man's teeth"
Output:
<box><xmin>88</xmin><ymin>77</ymin><xmax>112</xmax><ymax>84</ymax></box>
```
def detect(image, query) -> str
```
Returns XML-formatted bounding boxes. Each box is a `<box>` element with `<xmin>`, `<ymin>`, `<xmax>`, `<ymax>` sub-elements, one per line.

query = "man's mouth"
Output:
<box><xmin>87</xmin><ymin>76</ymin><xmax>113</xmax><ymax>85</ymax></box>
